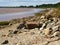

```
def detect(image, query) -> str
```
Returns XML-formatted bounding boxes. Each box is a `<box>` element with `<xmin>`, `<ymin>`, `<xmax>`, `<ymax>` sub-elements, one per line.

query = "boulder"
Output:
<box><xmin>25</xmin><ymin>22</ymin><xmax>39</xmax><ymax>29</ymax></box>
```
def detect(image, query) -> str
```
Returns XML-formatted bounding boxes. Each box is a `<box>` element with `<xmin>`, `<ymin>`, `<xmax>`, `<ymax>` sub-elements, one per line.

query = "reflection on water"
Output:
<box><xmin>0</xmin><ymin>9</ymin><xmax>44</xmax><ymax>21</ymax></box>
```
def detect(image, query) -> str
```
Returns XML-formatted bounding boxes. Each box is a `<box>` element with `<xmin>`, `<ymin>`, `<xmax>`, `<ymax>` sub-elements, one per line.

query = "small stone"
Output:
<box><xmin>2</xmin><ymin>35</ymin><xmax>6</xmax><ymax>37</ymax></box>
<box><xmin>46</xmin><ymin>22</ymin><xmax>55</xmax><ymax>28</ymax></box>
<box><xmin>52</xmin><ymin>26</ymin><xmax>59</xmax><ymax>33</ymax></box>
<box><xmin>43</xmin><ymin>28</ymin><xmax>52</xmax><ymax>36</ymax></box>
<box><xmin>34</xmin><ymin>28</ymin><xmax>38</xmax><ymax>30</ymax></box>
<box><xmin>30</xmin><ymin>32</ymin><xmax>35</xmax><ymax>35</ymax></box>
<box><xmin>2</xmin><ymin>40</ymin><xmax>9</xmax><ymax>44</ymax></box>
<box><xmin>13</xmin><ymin>30</ymin><xmax>18</xmax><ymax>34</ymax></box>
<box><xmin>40</xmin><ymin>16</ymin><xmax>45</xmax><ymax>19</ymax></box>
<box><xmin>58</xmin><ymin>26</ymin><xmax>60</xmax><ymax>31</ymax></box>
<box><xmin>40</xmin><ymin>23</ymin><xmax>47</xmax><ymax>30</ymax></box>
<box><xmin>53</xmin><ymin>18</ymin><xmax>58</xmax><ymax>22</ymax></box>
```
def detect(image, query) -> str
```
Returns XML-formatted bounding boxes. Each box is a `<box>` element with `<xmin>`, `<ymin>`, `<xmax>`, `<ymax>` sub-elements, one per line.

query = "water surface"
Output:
<box><xmin>0</xmin><ymin>8</ymin><xmax>44</xmax><ymax>21</ymax></box>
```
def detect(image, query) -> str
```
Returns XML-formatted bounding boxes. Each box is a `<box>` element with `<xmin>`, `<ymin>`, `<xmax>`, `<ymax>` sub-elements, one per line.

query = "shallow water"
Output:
<box><xmin>0</xmin><ymin>8</ymin><xmax>44</xmax><ymax>21</ymax></box>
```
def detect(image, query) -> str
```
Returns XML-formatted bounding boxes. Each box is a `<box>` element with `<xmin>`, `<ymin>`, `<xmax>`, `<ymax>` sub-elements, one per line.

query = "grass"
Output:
<box><xmin>0</xmin><ymin>21</ymin><xmax>10</xmax><ymax>26</ymax></box>
<box><xmin>35</xmin><ymin>9</ymin><xmax>49</xmax><ymax>16</ymax></box>
<box><xmin>53</xmin><ymin>8</ymin><xmax>60</xmax><ymax>17</ymax></box>
<box><xmin>35</xmin><ymin>8</ymin><xmax>60</xmax><ymax>17</ymax></box>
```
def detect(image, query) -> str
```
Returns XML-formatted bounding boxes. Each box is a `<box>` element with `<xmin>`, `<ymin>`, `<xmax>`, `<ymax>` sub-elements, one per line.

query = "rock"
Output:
<box><xmin>43</xmin><ymin>28</ymin><xmax>52</xmax><ymax>36</ymax></box>
<box><xmin>2</xmin><ymin>40</ymin><xmax>9</xmax><ymax>44</ymax></box>
<box><xmin>39</xmin><ymin>25</ymin><xmax>45</xmax><ymax>30</ymax></box>
<box><xmin>56</xmin><ymin>21</ymin><xmax>60</xmax><ymax>25</ymax></box>
<box><xmin>52</xmin><ymin>26</ymin><xmax>59</xmax><ymax>33</ymax></box>
<box><xmin>34</xmin><ymin>28</ymin><xmax>39</xmax><ymax>30</ymax></box>
<box><xmin>21</xmin><ymin>29</ymin><xmax>29</xmax><ymax>32</ymax></box>
<box><xmin>8</xmin><ymin>30</ymin><xmax>14</xmax><ymax>37</ymax></box>
<box><xmin>46</xmin><ymin>15</ymin><xmax>53</xmax><ymax>20</ymax></box>
<box><xmin>58</xmin><ymin>26</ymin><xmax>60</xmax><ymax>31</ymax></box>
<box><xmin>9</xmin><ymin>30</ymin><xmax>13</xmax><ymax>33</ymax></box>
<box><xmin>13</xmin><ymin>30</ymin><xmax>18</xmax><ymax>34</ymax></box>
<box><xmin>17</xmin><ymin>23</ymin><xmax>25</xmax><ymax>29</ymax></box>
<box><xmin>30</xmin><ymin>32</ymin><xmax>35</xmax><ymax>35</ymax></box>
<box><xmin>25</xmin><ymin>22</ymin><xmax>39</xmax><ymax>29</ymax></box>
<box><xmin>53</xmin><ymin>18</ymin><xmax>58</xmax><ymax>23</ymax></box>
<box><xmin>46</xmin><ymin>22</ymin><xmax>55</xmax><ymax>28</ymax></box>
<box><xmin>9</xmin><ymin>23</ymin><xmax>13</xmax><ymax>26</ymax></box>
<box><xmin>40</xmin><ymin>23</ymin><xmax>47</xmax><ymax>30</ymax></box>
<box><xmin>40</xmin><ymin>15</ymin><xmax>45</xmax><ymax>19</ymax></box>
<box><xmin>2</xmin><ymin>35</ymin><xmax>6</xmax><ymax>37</ymax></box>
<box><xmin>52</xmin><ymin>31</ymin><xmax>60</xmax><ymax>37</ymax></box>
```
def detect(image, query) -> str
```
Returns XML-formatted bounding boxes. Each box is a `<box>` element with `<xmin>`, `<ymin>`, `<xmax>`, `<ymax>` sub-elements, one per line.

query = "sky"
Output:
<box><xmin>0</xmin><ymin>0</ymin><xmax>60</xmax><ymax>6</ymax></box>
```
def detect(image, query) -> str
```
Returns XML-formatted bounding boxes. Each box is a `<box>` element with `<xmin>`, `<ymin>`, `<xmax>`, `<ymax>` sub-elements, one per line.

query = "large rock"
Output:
<box><xmin>25</xmin><ymin>21</ymin><xmax>40</xmax><ymax>29</ymax></box>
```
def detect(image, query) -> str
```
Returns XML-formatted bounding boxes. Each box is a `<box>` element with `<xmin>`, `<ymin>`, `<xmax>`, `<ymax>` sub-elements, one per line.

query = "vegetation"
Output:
<box><xmin>35</xmin><ymin>2</ymin><xmax>60</xmax><ymax>8</ymax></box>
<box><xmin>0</xmin><ymin>2</ymin><xmax>60</xmax><ymax>8</ymax></box>
<box><xmin>0</xmin><ymin>21</ymin><xmax>9</xmax><ymax>26</ymax></box>
<box><xmin>35</xmin><ymin>10</ymin><xmax>49</xmax><ymax>16</ymax></box>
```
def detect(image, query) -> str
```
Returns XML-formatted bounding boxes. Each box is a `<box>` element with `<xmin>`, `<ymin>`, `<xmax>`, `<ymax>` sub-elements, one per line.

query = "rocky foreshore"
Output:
<box><xmin>0</xmin><ymin>8</ymin><xmax>60</xmax><ymax>45</ymax></box>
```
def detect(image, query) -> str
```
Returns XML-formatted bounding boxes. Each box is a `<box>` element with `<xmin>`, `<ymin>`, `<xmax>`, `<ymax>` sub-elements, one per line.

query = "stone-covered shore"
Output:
<box><xmin>0</xmin><ymin>8</ymin><xmax>60</xmax><ymax>45</ymax></box>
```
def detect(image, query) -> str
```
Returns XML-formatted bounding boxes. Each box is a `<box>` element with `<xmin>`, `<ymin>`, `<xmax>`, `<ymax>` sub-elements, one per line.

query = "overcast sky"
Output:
<box><xmin>0</xmin><ymin>0</ymin><xmax>60</xmax><ymax>6</ymax></box>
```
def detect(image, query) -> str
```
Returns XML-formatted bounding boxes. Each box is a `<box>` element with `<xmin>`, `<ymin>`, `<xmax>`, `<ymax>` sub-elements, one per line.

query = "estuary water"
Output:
<box><xmin>0</xmin><ymin>8</ymin><xmax>45</xmax><ymax>21</ymax></box>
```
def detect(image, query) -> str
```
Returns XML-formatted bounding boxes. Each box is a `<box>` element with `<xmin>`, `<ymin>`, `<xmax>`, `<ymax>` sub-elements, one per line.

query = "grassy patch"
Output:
<box><xmin>35</xmin><ymin>10</ymin><xmax>49</xmax><ymax>16</ymax></box>
<box><xmin>35</xmin><ymin>13</ymin><xmax>42</xmax><ymax>16</ymax></box>
<box><xmin>0</xmin><ymin>21</ymin><xmax>10</xmax><ymax>26</ymax></box>
<box><xmin>53</xmin><ymin>9</ymin><xmax>60</xmax><ymax>17</ymax></box>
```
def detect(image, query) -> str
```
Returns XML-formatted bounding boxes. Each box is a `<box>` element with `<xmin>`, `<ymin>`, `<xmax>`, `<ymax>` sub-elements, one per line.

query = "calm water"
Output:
<box><xmin>0</xmin><ymin>8</ymin><xmax>44</xmax><ymax>21</ymax></box>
